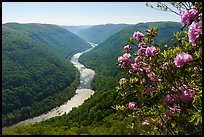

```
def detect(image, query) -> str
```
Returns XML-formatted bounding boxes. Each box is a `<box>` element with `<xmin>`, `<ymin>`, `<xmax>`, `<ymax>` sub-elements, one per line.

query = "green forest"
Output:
<box><xmin>3</xmin><ymin>21</ymin><xmax>193</xmax><ymax>134</ymax></box>
<box><xmin>2</xmin><ymin>23</ymin><xmax>91</xmax><ymax>127</ymax></box>
<box><xmin>2</xmin><ymin>2</ymin><xmax>202</xmax><ymax>135</ymax></box>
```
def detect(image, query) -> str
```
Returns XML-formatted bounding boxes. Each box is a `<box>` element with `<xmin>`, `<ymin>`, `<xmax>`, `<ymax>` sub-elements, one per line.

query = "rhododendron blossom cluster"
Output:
<box><xmin>128</xmin><ymin>102</ymin><xmax>136</xmax><ymax>110</ymax></box>
<box><xmin>162</xmin><ymin>62</ymin><xmax>168</xmax><ymax>70</ymax></box>
<box><xmin>174</xmin><ymin>52</ymin><xmax>192</xmax><ymax>67</ymax></box>
<box><xmin>118</xmin><ymin>53</ymin><xmax>131</xmax><ymax>68</ymax></box>
<box><xmin>145</xmin><ymin>46</ymin><xmax>157</xmax><ymax>57</ymax></box>
<box><xmin>164</xmin><ymin>95</ymin><xmax>173</xmax><ymax>106</ymax></box>
<box><xmin>124</xmin><ymin>44</ymin><xmax>132</xmax><ymax>51</ymax></box>
<box><xmin>142</xmin><ymin>120</ymin><xmax>150</xmax><ymax>126</ymax></box>
<box><xmin>180</xmin><ymin>8</ymin><xmax>198</xmax><ymax>26</ymax></box>
<box><xmin>180</xmin><ymin>8</ymin><xmax>202</xmax><ymax>46</ymax></box>
<box><xmin>188</xmin><ymin>21</ymin><xmax>202</xmax><ymax>45</ymax></box>
<box><xmin>133</xmin><ymin>31</ymin><xmax>144</xmax><ymax>41</ymax></box>
<box><xmin>180</xmin><ymin>90</ymin><xmax>195</xmax><ymax>102</ymax></box>
<box><xmin>170</xmin><ymin>105</ymin><xmax>181</xmax><ymax>113</ymax></box>
<box><xmin>116</xmin><ymin>3</ymin><xmax>202</xmax><ymax>135</ymax></box>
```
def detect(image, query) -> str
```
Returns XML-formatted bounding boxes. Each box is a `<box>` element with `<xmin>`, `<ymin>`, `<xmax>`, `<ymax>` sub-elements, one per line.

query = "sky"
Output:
<box><xmin>2</xmin><ymin>2</ymin><xmax>181</xmax><ymax>26</ymax></box>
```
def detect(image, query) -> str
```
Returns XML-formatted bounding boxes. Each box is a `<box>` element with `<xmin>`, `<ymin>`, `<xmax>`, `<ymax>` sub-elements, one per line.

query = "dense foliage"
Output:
<box><xmin>115</xmin><ymin>2</ymin><xmax>202</xmax><ymax>135</ymax></box>
<box><xmin>2</xmin><ymin>21</ymin><xmax>184</xmax><ymax>135</ymax></box>
<box><xmin>3</xmin><ymin>2</ymin><xmax>201</xmax><ymax>135</ymax></box>
<box><xmin>79</xmin><ymin>21</ymin><xmax>182</xmax><ymax>87</ymax></box>
<box><xmin>4</xmin><ymin>23</ymin><xmax>91</xmax><ymax>59</ymax></box>
<box><xmin>2</xmin><ymin>23</ymin><xmax>90</xmax><ymax>127</ymax></box>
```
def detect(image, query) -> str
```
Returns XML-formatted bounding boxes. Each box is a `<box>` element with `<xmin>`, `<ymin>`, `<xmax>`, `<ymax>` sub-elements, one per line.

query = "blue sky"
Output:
<box><xmin>2</xmin><ymin>2</ymin><xmax>181</xmax><ymax>26</ymax></box>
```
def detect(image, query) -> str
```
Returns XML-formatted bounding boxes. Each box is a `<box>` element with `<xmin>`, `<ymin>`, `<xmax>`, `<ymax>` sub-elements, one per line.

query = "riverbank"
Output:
<box><xmin>3</xmin><ymin>43</ymin><xmax>96</xmax><ymax>130</ymax></box>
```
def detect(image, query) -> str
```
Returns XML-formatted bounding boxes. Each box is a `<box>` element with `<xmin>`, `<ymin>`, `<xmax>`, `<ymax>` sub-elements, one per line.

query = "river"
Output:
<box><xmin>5</xmin><ymin>42</ymin><xmax>97</xmax><ymax>129</ymax></box>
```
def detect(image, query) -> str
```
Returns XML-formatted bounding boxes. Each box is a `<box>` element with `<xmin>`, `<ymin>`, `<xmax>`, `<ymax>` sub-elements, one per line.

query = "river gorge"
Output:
<box><xmin>5</xmin><ymin>42</ymin><xmax>97</xmax><ymax>129</ymax></box>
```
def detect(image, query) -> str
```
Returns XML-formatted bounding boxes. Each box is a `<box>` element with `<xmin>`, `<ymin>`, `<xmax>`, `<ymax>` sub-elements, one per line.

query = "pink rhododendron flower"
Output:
<box><xmin>153</xmin><ymin>77</ymin><xmax>162</xmax><ymax>84</ymax></box>
<box><xmin>124</xmin><ymin>45</ymin><xmax>132</xmax><ymax>51</ymax></box>
<box><xmin>118</xmin><ymin>56</ymin><xmax>124</xmax><ymax>63</ymax></box>
<box><xmin>170</xmin><ymin>105</ymin><xmax>181</xmax><ymax>113</ymax></box>
<box><xmin>141</xmin><ymin>78</ymin><xmax>146</xmax><ymax>84</ymax></box>
<box><xmin>164</xmin><ymin>111</ymin><xmax>171</xmax><ymax>121</ymax></box>
<box><xmin>133</xmin><ymin>31</ymin><xmax>144</xmax><ymax>41</ymax></box>
<box><xmin>142</xmin><ymin>120</ymin><xmax>150</xmax><ymax>126</ymax></box>
<box><xmin>147</xmin><ymin>71</ymin><xmax>155</xmax><ymax>79</ymax></box>
<box><xmin>180</xmin><ymin>90</ymin><xmax>194</xmax><ymax>102</ymax></box>
<box><xmin>139</xmin><ymin>68</ymin><xmax>144</xmax><ymax>75</ymax></box>
<box><xmin>134</xmin><ymin>56</ymin><xmax>142</xmax><ymax>64</ymax></box>
<box><xmin>138</xmin><ymin>42</ymin><xmax>147</xmax><ymax>48</ymax></box>
<box><xmin>164</xmin><ymin>95</ymin><xmax>173</xmax><ymax>105</ymax></box>
<box><xmin>174</xmin><ymin>52</ymin><xmax>192</xmax><ymax>67</ymax></box>
<box><xmin>118</xmin><ymin>53</ymin><xmax>132</xmax><ymax>68</ymax></box>
<box><xmin>145</xmin><ymin>46</ymin><xmax>157</xmax><ymax>57</ymax></box>
<box><xmin>137</xmin><ymin>47</ymin><xmax>146</xmax><ymax>55</ymax></box>
<box><xmin>163</xmin><ymin>62</ymin><xmax>168</xmax><ymax>70</ymax></box>
<box><xmin>145</xmin><ymin>67</ymin><xmax>151</xmax><ymax>73</ymax></box>
<box><xmin>180</xmin><ymin>8</ymin><xmax>198</xmax><ymax>26</ymax></box>
<box><xmin>123</xmin><ymin>53</ymin><xmax>131</xmax><ymax>59</ymax></box>
<box><xmin>188</xmin><ymin>21</ymin><xmax>202</xmax><ymax>45</ymax></box>
<box><xmin>173</xmin><ymin>93</ymin><xmax>180</xmax><ymax>102</ymax></box>
<box><xmin>129</xmin><ymin>63</ymin><xmax>138</xmax><ymax>74</ymax></box>
<box><xmin>179</xmin><ymin>84</ymin><xmax>188</xmax><ymax>92</ymax></box>
<box><xmin>128</xmin><ymin>102</ymin><xmax>135</xmax><ymax>110</ymax></box>
<box><xmin>145</xmin><ymin>86</ymin><xmax>154</xmax><ymax>95</ymax></box>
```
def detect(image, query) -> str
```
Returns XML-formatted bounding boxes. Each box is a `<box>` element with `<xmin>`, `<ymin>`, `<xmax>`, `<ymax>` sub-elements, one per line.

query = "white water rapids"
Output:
<box><xmin>5</xmin><ymin>42</ymin><xmax>97</xmax><ymax>129</ymax></box>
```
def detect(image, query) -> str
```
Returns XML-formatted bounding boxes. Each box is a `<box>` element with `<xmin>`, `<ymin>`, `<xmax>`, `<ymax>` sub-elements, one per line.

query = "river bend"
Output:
<box><xmin>5</xmin><ymin>42</ymin><xmax>97</xmax><ymax>128</ymax></box>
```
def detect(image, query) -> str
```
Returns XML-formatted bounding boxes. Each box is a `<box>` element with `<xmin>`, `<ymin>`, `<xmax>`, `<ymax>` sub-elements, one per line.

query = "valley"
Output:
<box><xmin>3</xmin><ymin>43</ymin><xmax>96</xmax><ymax>130</ymax></box>
<box><xmin>2</xmin><ymin>21</ymin><xmax>184</xmax><ymax>134</ymax></box>
<box><xmin>2</xmin><ymin>23</ymin><xmax>91</xmax><ymax>127</ymax></box>
<box><xmin>2</xmin><ymin>3</ymin><xmax>202</xmax><ymax>133</ymax></box>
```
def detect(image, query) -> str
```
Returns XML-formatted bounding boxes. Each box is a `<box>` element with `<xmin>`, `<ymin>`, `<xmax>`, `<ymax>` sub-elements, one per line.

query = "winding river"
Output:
<box><xmin>5</xmin><ymin>42</ymin><xmax>97</xmax><ymax>129</ymax></box>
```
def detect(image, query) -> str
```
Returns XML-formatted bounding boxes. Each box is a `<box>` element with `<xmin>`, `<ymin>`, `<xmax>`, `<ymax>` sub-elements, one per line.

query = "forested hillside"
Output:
<box><xmin>4</xmin><ymin>23</ymin><xmax>91</xmax><ymax>59</ymax></box>
<box><xmin>2</xmin><ymin>21</ymin><xmax>183</xmax><ymax>134</ymax></box>
<box><xmin>79</xmin><ymin>21</ymin><xmax>181</xmax><ymax>84</ymax></box>
<box><xmin>69</xmin><ymin>24</ymin><xmax>131</xmax><ymax>44</ymax></box>
<box><xmin>2</xmin><ymin>23</ymin><xmax>91</xmax><ymax>127</ymax></box>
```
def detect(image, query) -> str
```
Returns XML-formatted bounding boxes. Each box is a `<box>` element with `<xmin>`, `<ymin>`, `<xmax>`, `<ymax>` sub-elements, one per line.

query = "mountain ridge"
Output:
<box><xmin>2</xmin><ymin>22</ymin><xmax>91</xmax><ymax>127</ymax></box>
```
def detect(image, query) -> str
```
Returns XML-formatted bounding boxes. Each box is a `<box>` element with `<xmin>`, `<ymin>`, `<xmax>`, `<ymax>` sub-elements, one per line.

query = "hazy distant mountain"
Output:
<box><xmin>63</xmin><ymin>24</ymin><xmax>131</xmax><ymax>44</ymax></box>
<box><xmin>62</xmin><ymin>25</ymin><xmax>93</xmax><ymax>35</ymax></box>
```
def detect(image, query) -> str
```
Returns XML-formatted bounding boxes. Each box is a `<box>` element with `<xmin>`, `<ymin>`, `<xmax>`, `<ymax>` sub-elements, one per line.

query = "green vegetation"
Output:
<box><xmin>2</xmin><ymin>23</ymin><xmax>91</xmax><ymax>127</ymax></box>
<box><xmin>2</xmin><ymin>21</ymin><xmax>183</xmax><ymax>134</ymax></box>
<box><xmin>79</xmin><ymin>21</ymin><xmax>181</xmax><ymax>81</ymax></box>
<box><xmin>114</xmin><ymin>2</ymin><xmax>202</xmax><ymax>135</ymax></box>
<box><xmin>4</xmin><ymin>23</ymin><xmax>91</xmax><ymax>59</ymax></box>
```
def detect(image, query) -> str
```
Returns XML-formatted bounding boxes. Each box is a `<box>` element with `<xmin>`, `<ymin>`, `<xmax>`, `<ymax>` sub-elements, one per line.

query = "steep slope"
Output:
<box><xmin>2</xmin><ymin>23</ymin><xmax>91</xmax><ymax>127</ymax></box>
<box><xmin>79</xmin><ymin>21</ymin><xmax>181</xmax><ymax>81</ymax></box>
<box><xmin>2</xmin><ymin>21</ymin><xmax>182</xmax><ymax>134</ymax></box>
<box><xmin>4</xmin><ymin>23</ymin><xmax>92</xmax><ymax>59</ymax></box>
<box><xmin>73</xmin><ymin>23</ymin><xmax>131</xmax><ymax>44</ymax></box>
